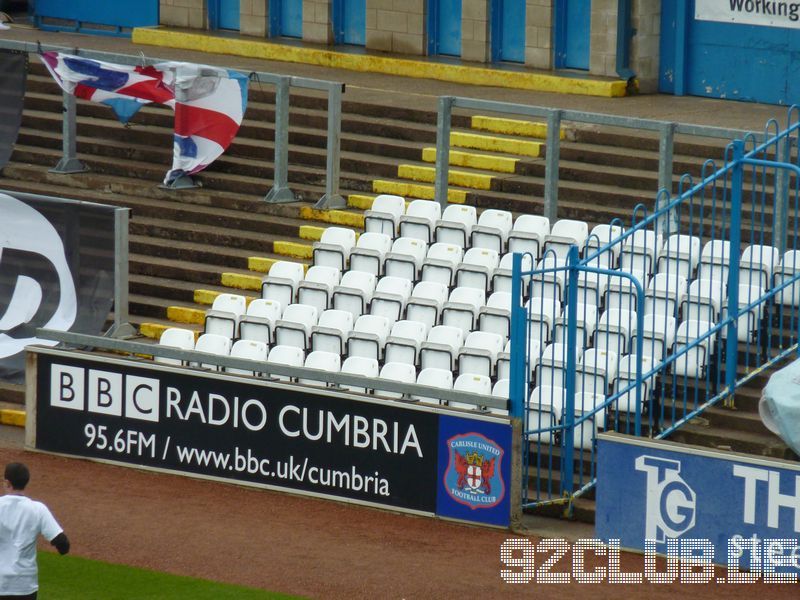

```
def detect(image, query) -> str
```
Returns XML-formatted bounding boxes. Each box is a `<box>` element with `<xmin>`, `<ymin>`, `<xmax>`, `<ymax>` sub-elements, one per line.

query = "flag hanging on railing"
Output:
<box><xmin>40</xmin><ymin>52</ymin><xmax>248</xmax><ymax>185</ymax></box>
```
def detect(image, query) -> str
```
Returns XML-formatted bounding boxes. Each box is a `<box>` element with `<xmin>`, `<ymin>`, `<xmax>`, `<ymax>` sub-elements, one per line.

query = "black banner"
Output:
<box><xmin>0</xmin><ymin>49</ymin><xmax>26</xmax><ymax>170</ymax></box>
<box><xmin>35</xmin><ymin>351</ymin><xmax>440</xmax><ymax>513</ymax></box>
<box><xmin>0</xmin><ymin>191</ymin><xmax>117</xmax><ymax>382</ymax></box>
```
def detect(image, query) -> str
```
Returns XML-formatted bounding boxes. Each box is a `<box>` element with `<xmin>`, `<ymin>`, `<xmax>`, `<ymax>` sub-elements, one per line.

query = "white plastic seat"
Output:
<box><xmin>274</xmin><ymin>303</ymin><xmax>320</xmax><ymax>350</ymax></box>
<box><xmin>226</xmin><ymin>339</ymin><xmax>268</xmax><ymax>376</ymax></box>
<box><xmin>156</xmin><ymin>327</ymin><xmax>195</xmax><ymax>365</ymax></box>
<box><xmin>347</xmin><ymin>314</ymin><xmax>392</xmax><ymax>361</ymax></box>
<box><xmin>697</xmin><ymin>239</ymin><xmax>731</xmax><ymax>283</ymax></box>
<box><xmin>455</xmin><ymin>247</ymin><xmax>500</xmax><ymax>290</ymax></box>
<box><xmin>413</xmin><ymin>367</ymin><xmax>454</xmax><ymax>403</ymax></box>
<box><xmin>544</xmin><ymin>219</ymin><xmax>589</xmax><ymax>259</ymax></box>
<box><xmin>527</xmin><ymin>386</ymin><xmax>566</xmax><ymax>443</ymax></box>
<box><xmin>299</xmin><ymin>351</ymin><xmax>341</xmax><ymax>386</ymax></box>
<box><xmin>421</xmin><ymin>242</ymin><xmax>463</xmax><ymax>287</ymax></box>
<box><xmin>384</xmin><ymin>319</ymin><xmax>429</xmax><ymax>365</ymax></box>
<box><xmin>620</xmin><ymin>230</ymin><xmax>662</xmax><ymax>276</ymax></box>
<box><xmin>310</xmin><ymin>309</ymin><xmax>354</xmax><ymax>355</ymax></box>
<box><xmin>490</xmin><ymin>379</ymin><xmax>510</xmax><ymax>416</ymax></box>
<box><xmin>349</xmin><ymin>232</ymin><xmax>393</xmax><ymax>277</ymax></box>
<box><xmin>508</xmin><ymin>214</ymin><xmax>550</xmax><ymax>261</ymax></box>
<box><xmin>296</xmin><ymin>266</ymin><xmax>341</xmax><ymax>314</ymax></box>
<box><xmin>575</xmin><ymin>270</ymin><xmax>610</xmax><ymax>308</ymax></box>
<box><xmin>740</xmin><ymin>244</ymin><xmax>779</xmax><ymax>289</ymax></box>
<box><xmin>370</xmin><ymin>276</ymin><xmax>413</xmax><ymax>325</ymax></box>
<box><xmin>398</xmin><ymin>199</ymin><xmax>441</xmax><ymax>243</ymax></box>
<box><xmin>267</xmin><ymin>345</ymin><xmax>305</xmax><ymax>381</ymax></box>
<box><xmin>339</xmin><ymin>356</ymin><xmax>379</xmax><ymax>393</ymax></box>
<box><xmin>613</xmin><ymin>354</ymin><xmax>655</xmax><ymax>414</ymax></box>
<box><xmin>584</xmin><ymin>223</ymin><xmax>624</xmax><ymax>268</ymax></box>
<box><xmin>240</xmin><ymin>298</ymin><xmax>283</xmax><ymax>344</ymax></box>
<box><xmin>536</xmin><ymin>343</ymin><xmax>581</xmax><ymax>390</ymax></box>
<box><xmin>645</xmin><ymin>272</ymin><xmax>687</xmax><ymax>318</ymax></box>
<box><xmin>604</xmin><ymin>272</ymin><xmax>648</xmax><ymax>313</ymax></box>
<box><xmin>526</xmin><ymin>296</ymin><xmax>562</xmax><ymax>344</ymax></box>
<box><xmin>441</xmin><ymin>286</ymin><xmax>485</xmax><ymax>335</ymax></box>
<box><xmin>774</xmin><ymin>250</ymin><xmax>800</xmax><ymax>307</ymax></box>
<box><xmin>449</xmin><ymin>373</ymin><xmax>492</xmax><ymax>411</ymax></box>
<box><xmin>720</xmin><ymin>284</ymin><xmax>766</xmax><ymax>342</ymax></box>
<box><xmin>332</xmin><ymin>270</ymin><xmax>377</xmax><ymax>318</ymax></box>
<box><xmin>595</xmin><ymin>308</ymin><xmax>637</xmax><ymax>356</ymax></box>
<box><xmin>405</xmin><ymin>281</ymin><xmax>449</xmax><ymax>331</ymax></box>
<box><xmin>383</xmin><ymin>237</ymin><xmax>428</xmax><ymax>281</ymax></box>
<box><xmin>313</xmin><ymin>227</ymin><xmax>357</xmax><ymax>272</ymax></box>
<box><xmin>204</xmin><ymin>293</ymin><xmax>247</xmax><ymax>339</ymax></box>
<box><xmin>458</xmin><ymin>331</ymin><xmax>504</xmax><ymax>378</ymax></box>
<box><xmin>261</xmin><ymin>261</ymin><xmax>305</xmax><ymax>309</ymax></box>
<box><xmin>575</xmin><ymin>348</ymin><xmax>618</xmax><ymax>398</ymax></box>
<box><xmin>193</xmin><ymin>333</ymin><xmax>232</xmax><ymax>371</ymax></box>
<box><xmin>632</xmin><ymin>312</ymin><xmax>676</xmax><ymax>362</ymax></box>
<box><xmin>553</xmin><ymin>302</ymin><xmax>598</xmax><ymax>348</ymax></box>
<box><xmin>530</xmin><ymin>254</ymin><xmax>566</xmax><ymax>302</ymax></box>
<box><xmin>420</xmin><ymin>325</ymin><xmax>464</xmax><ymax>371</ymax></box>
<box><xmin>471</xmin><ymin>209</ymin><xmax>513</xmax><ymax>254</ymax></box>
<box><xmin>375</xmin><ymin>362</ymin><xmax>418</xmax><ymax>399</ymax></box>
<box><xmin>657</xmin><ymin>234</ymin><xmax>701</xmax><ymax>280</ymax></box>
<box><xmin>681</xmin><ymin>278</ymin><xmax>725</xmax><ymax>323</ymax></box>
<box><xmin>435</xmin><ymin>204</ymin><xmax>477</xmax><ymax>248</ymax></box>
<box><xmin>478</xmin><ymin>291</ymin><xmax>512</xmax><ymax>341</ymax></box>
<box><xmin>492</xmin><ymin>252</ymin><xmax>533</xmax><ymax>294</ymax></box>
<box><xmin>496</xmin><ymin>338</ymin><xmax>541</xmax><ymax>383</ymax></box>
<box><xmin>364</xmin><ymin>194</ymin><xmax>405</xmax><ymax>238</ymax></box>
<box><xmin>672</xmin><ymin>319</ymin><xmax>716</xmax><ymax>378</ymax></box>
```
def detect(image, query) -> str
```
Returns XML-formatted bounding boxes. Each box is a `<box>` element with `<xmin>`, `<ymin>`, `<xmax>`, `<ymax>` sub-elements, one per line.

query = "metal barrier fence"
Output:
<box><xmin>510</xmin><ymin>109</ymin><xmax>800</xmax><ymax>511</ymax></box>
<box><xmin>0</xmin><ymin>40</ymin><xmax>346</xmax><ymax>208</ymax></box>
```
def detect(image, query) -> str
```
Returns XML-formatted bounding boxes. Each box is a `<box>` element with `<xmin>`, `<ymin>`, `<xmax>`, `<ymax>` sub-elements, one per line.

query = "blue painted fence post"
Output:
<box><xmin>725</xmin><ymin>140</ymin><xmax>744</xmax><ymax>395</ymax></box>
<box><xmin>509</xmin><ymin>253</ymin><xmax>526</xmax><ymax>421</ymax></box>
<box><xmin>561</xmin><ymin>245</ymin><xmax>579</xmax><ymax>496</ymax></box>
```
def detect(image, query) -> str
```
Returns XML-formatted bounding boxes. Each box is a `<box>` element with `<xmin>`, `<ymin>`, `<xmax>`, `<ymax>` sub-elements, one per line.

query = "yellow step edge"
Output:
<box><xmin>421</xmin><ymin>148</ymin><xmax>518</xmax><ymax>174</ymax></box>
<box><xmin>347</xmin><ymin>195</ymin><xmax>376</xmax><ymax>210</ymax></box>
<box><xmin>299</xmin><ymin>225</ymin><xmax>326</xmax><ymax>241</ymax></box>
<box><xmin>372</xmin><ymin>180</ymin><xmax>467</xmax><ymax>204</ymax></box>
<box><xmin>193</xmin><ymin>288</ymin><xmax>259</xmax><ymax>306</ymax></box>
<box><xmin>274</xmin><ymin>240</ymin><xmax>314</xmax><ymax>259</ymax></box>
<box><xmin>470</xmin><ymin>115</ymin><xmax>566</xmax><ymax>140</ymax></box>
<box><xmin>0</xmin><ymin>409</ymin><xmax>25</xmax><ymax>427</ymax></box>
<box><xmin>166</xmin><ymin>306</ymin><xmax>206</xmax><ymax>325</ymax></box>
<box><xmin>450</xmin><ymin>131</ymin><xmax>542</xmax><ymax>158</ymax></box>
<box><xmin>139</xmin><ymin>322</ymin><xmax>201</xmax><ymax>341</ymax></box>
<box><xmin>133</xmin><ymin>29</ymin><xmax>627</xmax><ymax>98</ymax></box>
<box><xmin>299</xmin><ymin>206</ymin><xmax>365</xmax><ymax>228</ymax></box>
<box><xmin>247</xmin><ymin>256</ymin><xmax>309</xmax><ymax>274</ymax></box>
<box><xmin>221</xmin><ymin>272</ymin><xmax>263</xmax><ymax>291</ymax></box>
<box><xmin>397</xmin><ymin>164</ymin><xmax>493</xmax><ymax>191</ymax></box>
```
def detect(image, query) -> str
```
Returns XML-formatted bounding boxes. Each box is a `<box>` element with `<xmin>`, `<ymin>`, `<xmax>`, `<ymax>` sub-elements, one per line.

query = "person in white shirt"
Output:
<box><xmin>0</xmin><ymin>463</ymin><xmax>70</xmax><ymax>600</ymax></box>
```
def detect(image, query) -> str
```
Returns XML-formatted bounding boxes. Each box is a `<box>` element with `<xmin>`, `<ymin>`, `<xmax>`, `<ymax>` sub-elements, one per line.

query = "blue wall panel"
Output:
<box><xmin>494</xmin><ymin>0</ymin><xmax>525</xmax><ymax>63</ymax></box>
<box><xmin>218</xmin><ymin>0</ymin><xmax>240</xmax><ymax>31</ymax></box>
<box><xmin>562</xmin><ymin>0</ymin><xmax>591</xmax><ymax>70</ymax></box>
<box><xmin>335</xmin><ymin>0</ymin><xmax>366</xmax><ymax>46</ymax></box>
<box><xmin>35</xmin><ymin>0</ymin><xmax>159</xmax><ymax>30</ymax></box>
<box><xmin>271</xmin><ymin>0</ymin><xmax>302</xmax><ymax>38</ymax></box>
<box><xmin>430</xmin><ymin>0</ymin><xmax>462</xmax><ymax>57</ymax></box>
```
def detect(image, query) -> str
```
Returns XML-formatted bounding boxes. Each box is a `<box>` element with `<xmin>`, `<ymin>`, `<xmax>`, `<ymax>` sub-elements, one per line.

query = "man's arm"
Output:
<box><xmin>50</xmin><ymin>532</ymin><xmax>70</xmax><ymax>555</ymax></box>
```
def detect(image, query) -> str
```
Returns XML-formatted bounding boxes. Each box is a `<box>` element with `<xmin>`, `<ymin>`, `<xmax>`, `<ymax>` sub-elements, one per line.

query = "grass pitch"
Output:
<box><xmin>38</xmin><ymin>552</ymin><xmax>299</xmax><ymax>599</ymax></box>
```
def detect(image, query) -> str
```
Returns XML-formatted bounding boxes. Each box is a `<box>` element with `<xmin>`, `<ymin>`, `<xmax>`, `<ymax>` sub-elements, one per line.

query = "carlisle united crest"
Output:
<box><xmin>443</xmin><ymin>432</ymin><xmax>505</xmax><ymax>509</ymax></box>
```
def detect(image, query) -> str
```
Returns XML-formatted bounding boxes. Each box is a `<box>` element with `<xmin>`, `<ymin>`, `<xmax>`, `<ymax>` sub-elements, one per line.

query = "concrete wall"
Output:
<box><xmin>159</xmin><ymin>0</ymin><xmax>206</xmax><ymax>29</ymax></box>
<box><xmin>241</xmin><ymin>0</ymin><xmax>268</xmax><ymax>38</ymax></box>
<box><xmin>304</xmin><ymin>0</ymin><xmax>334</xmax><ymax>44</ymax></box>
<box><xmin>461</xmin><ymin>0</ymin><xmax>490</xmax><ymax>62</ymax></box>
<box><xmin>525</xmin><ymin>0</ymin><xmax>553</xmax><ymax>69</ymax></box>
<box><xmin>366</xmin><ymin>0</ymin><xmax>426</xmax><ymax>55</ymax></box>
<box><xmin>630</xmin><ymin>0</ymin><xmax>660</xmax><ymax>92</ymax></box>
<box><xmin>589</xmin><ymin>0</ymin><xmax>617</xmax><ymax>77</ymax></box>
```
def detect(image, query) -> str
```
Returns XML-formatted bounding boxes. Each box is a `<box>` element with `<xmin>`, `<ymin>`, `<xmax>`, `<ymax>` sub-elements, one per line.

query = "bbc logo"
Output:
<box><xmin>51</xmin><ymin>364</ymin><xmax>160</xmax><ymax>422</ymax></box>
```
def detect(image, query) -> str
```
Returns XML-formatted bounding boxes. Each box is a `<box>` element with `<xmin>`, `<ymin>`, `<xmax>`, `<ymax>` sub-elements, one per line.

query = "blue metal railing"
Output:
<box><xmin>512</xmin><ymin>108</ymin><xmax>800</xmax><ymax>511</ymax></box>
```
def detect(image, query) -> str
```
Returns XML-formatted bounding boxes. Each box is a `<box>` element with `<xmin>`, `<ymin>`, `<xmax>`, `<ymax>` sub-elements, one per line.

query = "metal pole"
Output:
<box><xmin>264</xmin><ymin>76</ymin><xmax>295</xmax><ymax>203</ymax></box>
<box><xmin>543</xmin><ymin>109</ymin><xmax>562</xmax><ymax>223</ymax></box>
<box><xmin>561</xmin><ymin>245</ymin><xmax>579</xmax><ymax>497</ymax></box>
<box><xmin>50</xmin><ymin>90</ymin><xmax>88</xmax><ymax>174</ymax></box>
<box><xmin>509</xmin><ymin>253</ymin><xmax>527</xmax><ymax>421</ymax></box>
<box><xmin>725</xmin><ymin>140</ymin><xmax>744</xmax><ymax>399</ymax></box>
<box><xmin>773</xmin><ymin>135</ymin><xmax>791</xmax><ymax>254</ymax></box>
<box><xmin>657</xmin><ymin>122</ymin><xmax>676</xmax><ymax>234</ymax></box>
<box><xmin>315</xmin><ymin>83</ymin><xmax>346</xmax><ymax>209</ymax></box>
<box><xmin>434</xmin><ymin>96</ymin><xmax>454</xmax><ymax>210</ymax></box>
<box><xmin>106</xmin><ymin>208</ymin><xmax>136</xmax><ymax>338</ymax></box>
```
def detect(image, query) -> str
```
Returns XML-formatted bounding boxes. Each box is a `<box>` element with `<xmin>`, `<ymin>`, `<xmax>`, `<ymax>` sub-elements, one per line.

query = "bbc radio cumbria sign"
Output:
<box><xmin>596</xmin><ymin>433</ymin><xmax>800</xmax><ymax>577</ymax></box>
<box><xmin>30</xmin><ymin>348</ymin><xmax>514</xmax><ymax>527</ymax></box>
